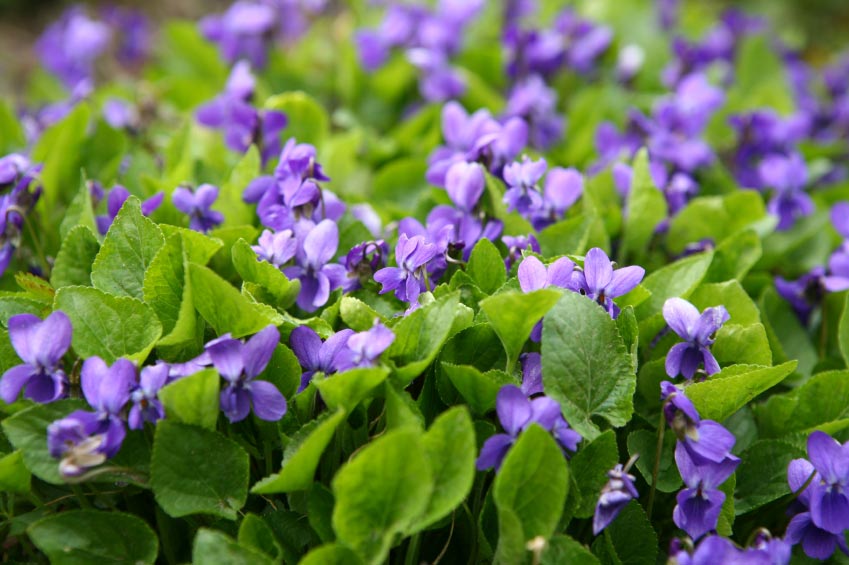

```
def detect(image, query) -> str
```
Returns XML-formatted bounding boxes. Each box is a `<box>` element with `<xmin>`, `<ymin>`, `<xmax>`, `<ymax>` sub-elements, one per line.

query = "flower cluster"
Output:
<box><xmin>0</xmin><ymin>154</ymin><xmax>42</xmax><ymax>277</ymax></box>
<box><xmin>662</xmin><ymin>297</ymin><xmax>730</xmax><ymax>379</ymax></box>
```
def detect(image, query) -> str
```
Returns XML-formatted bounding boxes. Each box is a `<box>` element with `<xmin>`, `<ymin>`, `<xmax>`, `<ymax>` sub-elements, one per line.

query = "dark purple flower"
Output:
<box><xmin>663</xmin><ymin>298</ymin><xmax>730</xmax><ymax>379</ymax></box>
<box><xmin>673</xmin><ymin>442</ymin><xmax>739</xmax><ymax>540</ymax></box>
<box><xmin>343</xmin><ymin>240</ymin><xmax>389</xmax><ymax>292</ymax></box>
<box><xmin>374</xmin><ymin>233</ymin><xmax>440</xmax><ymax>305</ymax></box>
<box><xmin>662</xmin><ymin>381</ymin><xmax>737</xmax><ymax>466</ymax></box>
<box><xmin>206</xmin><ymin>325</ymin><xmax>287</xmax><ymax>423</ymax></box>
<box><xmin>128</xmin><ymin>364</ymin><xmax>168</xmax><ymax>430</ymax></box>
<box><xmin>804</xmin><ymin>431</ymin><xmax>849</xmax><ymax>535</ymax></box>
<box><xmin>290</xmin><ymin>326</ymin><xmax>354</xmax><ymax>391</ymax></box>
<box><xmin>37</xmin><ymin>7</ymin><xmax>111</xmax><ymax>89</ymax></box>
<box><xmin>334</xmin><ymin>322</ymin><xmax>395</xmax><ymax>372</ymax></box>
<box><xmin>520</xmin><ymin>352</ymin><xmax>543</xmax><ymax>396</ymax></box>
<box><xmin>576</xmin><ymin>248</ymin><xmax>644</xmax><ymax>318</ymax></box>
<box><xmin>785</xmin><ymin>457</ymin><xmax>849</xmax><ymax>560</ymax></box>
<box><xmin>96</xmin><ymin>186</ymin><xmax>164</xmax><ymax>235</ymax></box>
<box><xmin>503</xmin><ymin>234</ymin><xmax>540</xmax><ymax>270</ymax></box>
<box><xmin>173</xmin><ymin>184</ymin><xmax>225</xmax><ymax>233</ymax></box>
<box><xmin>47</xmin><ymin>409</ymin><xmax>109</xmax><ymax>477</ymax></box>
<box><xmin>759</xmin><ymin>153</ymin><xmax>812</xmax><ymax>231</ymax></box>
<box><xmin>253</xmin><ymin>228</ymin><xmax>298</xmax><ymax>268</ymax></box>
<box><xmin>283</xmin><ymin>220</ymin><xmax>347</xmax><ymax>311</ymax></box>
<box><xmin>200</xmin><ymin>1</ymin><xmax>277</xmax><ymax>68</ymax></box>
<box><xmin>0</xmin><ymin>312</ymin><xmax>71</xmax><ymax>405</ymax></box>
<box><xmin>477</xmin><ymin>385</ymin><xmax>580</xmax><ymax>471</ymax></box>
<box><xmin>593</xmin><ymin>459</ymin><xmax>640</xmax><ymax>535</ymax></box>
<box><xmin>504</xmin><ymin>74</ymin><xmax>563</xmax><ymax>150</ymax></box>
<box><xmin>775</xmin><ymin>267</ymin><xmax>824</xmax><ymax>325</ymax></box>
<box><xmin>80</xmin><ymin>357</ymin><xmax>135</xmax><ymax>457</ymax></box>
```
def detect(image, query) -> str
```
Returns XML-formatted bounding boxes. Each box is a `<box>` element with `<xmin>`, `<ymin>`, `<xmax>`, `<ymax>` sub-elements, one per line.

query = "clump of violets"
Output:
<box><xmin>667</xmin><ymin>532</ymin><xmax>790</xmax><ymax>564</ymax></box>
<box><xmin>0</xmin><ymin>312</ymin><xmax>72</xmax><ymax>404</ymax></box>
<box><xmin>172</xmin><ymin>184</ymin><xmax>225</xmax><ymax>233</ymax></box>
<box><xmin>374</xmin><ymin>233</ymin><xmax>440</xmax><ymax>308</ymax></box>
<box><xmin>196</xmin><ymin>61</ymin><xmax>288</xmax><ymax>165</ymax></box>
<box><xmin>759</xmin><ymin>152</ymin><xmax>813</xmax><ymax>231</ymax></box>
<box><xmin>290</xmin><ymin>326</ymin><xmax>354</xmax><ymax>391</ymax></box>
<box><xmin>477</xmin><ymin>385</ymin><xmax>581</xmax><ymax>471</ymax></box>
<box><xmin>206</xmin><ymin>325</ymin><xmax>287</xmax><ymax>423</ymax></box>
<box><xmin>593</xmin><ymin>455</ymin><xmax>639</xmax><ymax>535</ymax></box>
<box><xmin>36</xmin><ymin>6</ymin><xmax>111</xmax><ymax>90</ymax></box>
<box><xmin>662</xmin><ymin>297</ymin><xmax>730</xmax><ymax>379</ymax></box>
<box><xmin>575</xmin><ymin>247</ymin><xmax>645</xmax><ymax>318</ymax></box>
<box><xmin>502</xmin><ymin>156</ymin><xmax>584</xmax><ymax>230</ymax></box>
<box><xmin>252</xmin><ymin>228</ymin><xmax>298</xmax><ymax>268</ymax></box>
<box><xmin>0</xmin><ymin>154</ymin><xmax>42</xmax><ymax>276</ymax></box>
<box><xmin>96</xmin><ymin>185</ymin><xmax>164</xmax><ymax>235</ymax></box>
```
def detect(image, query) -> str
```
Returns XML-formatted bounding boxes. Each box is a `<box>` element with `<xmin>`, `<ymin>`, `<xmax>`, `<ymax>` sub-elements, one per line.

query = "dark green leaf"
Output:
<box><xmin>158</xmin><ymin>369</ymin><xmax>220</xmax><ymax>429</ymax></box>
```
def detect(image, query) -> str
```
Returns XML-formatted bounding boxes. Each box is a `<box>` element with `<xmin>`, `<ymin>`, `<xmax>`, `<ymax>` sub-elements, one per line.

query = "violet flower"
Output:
<box><xmin>503</xmin><ymin>156</ymin><xmax>547</xmax><ymax>215</ymax></box>
<box><xmin>374</xmin><ymin>233</ymin><xmax>440</xmax><ymax>305</ymax></box>
<box><xmin>290</xmin><ymin>326</ymin><xmax>354</xmax><ymax>392</ymax></box>
<box><xmin>102</xmin><ymin>99</ymin><xmax>139</xmax><ymax>131</ymax></box>
<box><xmin>96</xmin><ymin>186</ymin><xmax>164</xmax><ymax>235</ymax></box>
<box><xmin>519</xmin><ymin>255</ymin><xmax>577</xmax><ymax>341</ymax></box>
<box><xmin>80</xmin><ymin>357</ymin><xmax>136</xmax><ymax>457</ymax></box>
<box><xmin>785</xmin><ymin>456</ymin><xmax>849</xmax><ymax>560</ymax></box>
<box><xmin>200</xmin><ymin>1</ymin><xmax>277</xmax><ymax>68</ymax></box>
<box><xmin>759</xmin><ymin>152</ymin><xmax>812</xmax><ymax>231</ymax></box>
<box><xmin>128</xmin><ymin>364</ymin><xmax>169</xmax><ymax>430</ymax></box>
<box><xmin>283</xmin><ymin>219</ymin><xmax>347</xmax><ymax>312</ymax></box>
<box><xmin>444</xmin><ymin>161</ymin><xmax>485</xmax><ymax>213</ymax></box>
<box><xmin>252</xmin><ymin>228</ymin><xmax>298</xmax><ymax>268</ymax></box>
<box><xmin>520</xmin><ymin>352</ymin><xmax>543</xmax><ymax>396</ymax></box>
<box><xmin>47</xmin><ymin>410</ymin><xmax>109</xmax><ymax>477</ymax></box>
<box><xmin>206</xmin><ymin>325</ymin><xmax>287</xmax><ymax>423</ymax></box>
<box><xmin>593</xmin><ymin>458</ymin><xmax>640</xmax><ymax>535</ymax></box>
<box><xmin>173</xmin><ymin>184</ymin><xmax>225</xmax><ymax>233</ymax></box>
<box><xmin>334</xmin><ymin>322</ymin><xmax>395</xmax><ymax>372</ymax></box>
<box><xmin>504</xmin><ymin>74</ymin><xmax>564</xmax><ymax>150</ymax></box>
<box><xmin>803</xmin><ymin>431</ymin><xmax>849</xmax><ymax>535</ymax></box>
<box><xmin>662</xmin><ymin>298</ymin><xmax>730</xmax><ymax>379</ymax></box>
<box><xmin>101</xmin><ymin>6</ymin><xmax>152</xmax><ymax>67</ymax></box>
<box><xmin>532</xmin><ymin>166</ymin><xmax>584</xmax><ymax>230</ymax></box>
<box><xmin>477</xmin><ymin>385</ymin><xmax>580</xmax><ymax>471</ymax></box>
<box><xmin>576</xmin><ymin>248</ymin><xmax>645</xmax><ymax>318</ymax></box>
<box><xmin>342</xmin><ymin>240</ymin><xmax>389</xmax><ymax>292</ymax></box>
<box><xmin>661</xmin><ymin>381</ymin><xmax>737</xmax><ymax>466</ymax></box>
<box><xmin>775</xmin><ymin>267</ymin><xmax>825</xmax><ymax>324</ymax></box>
<box><xmin>36</xmin><ymin>7</ymin><xmax>111</xmax><ymax>89</ymax></box>
<box><xmin>673</xmin><ymin>442</ymin><xmax>739</xmax><ymax>540</ymax></box>
<box><xmin>0</xmin><ymin>312</ymin><xmax>72</xmax><ymax>405</ymax></box>
<box><xmin>503</xmin><ymin>234</ymin><xmax>540</xmax><ymax>270</ymax></box>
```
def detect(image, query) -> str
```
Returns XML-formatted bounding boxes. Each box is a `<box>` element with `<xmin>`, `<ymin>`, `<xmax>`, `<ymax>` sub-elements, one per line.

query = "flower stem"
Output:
<box><xmin>404</xmin><ymin>532</ymin><xmax>421</xmax><ymax>565</ymax></box>
<box><xmin>646</xmin><ymin>409</ymin><xmax>666</xmax><ymax>520</ymax></box>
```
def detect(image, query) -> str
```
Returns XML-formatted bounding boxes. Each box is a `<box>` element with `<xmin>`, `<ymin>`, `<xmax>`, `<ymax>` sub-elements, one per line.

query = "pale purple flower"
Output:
<box><xmin>47</xmin><ymin>410</ymin><xmax>108</xmax><ymax>477</ymax></box>
<box><xmin>663</xmin><ymin>298</ymin><xmax>730</xmax><ymax>379</ymax></box>
<box><xmin>200</xmin><ymin>1</ymin><xmax>277</xmax><ymax>68</ymax></box>
<box><xmin>803</xmin><ymin>431</ymin><xmax>849</xmax><ymax>535</ymax></box>
<box><xmin>759</xmin><ymin>153</ymin><xmax>812</xmax><ymax>231</ymax></box>
<box><xmin>374</xmin><ymin>233</ymin><xmax>440</xmax><ymax>304</ymax></box>
<box><xmin>504</xmin><ymin>74</ymin><xmax>563</xmax><ymax>150</ymax></box>
<box><xmin>661</xmin><ymin>381</ymin><xmax>737</xmax><ymax>466</ymax></box>
<box><xmin>444</xmin><ymin>161</ymin><xmax>485</xmax><ymax>212</ymax></box>
<box><xmin>101</xmin><ymin>6</ymin><xmax>152</xmax><ymax>67</ymax></box>
<box><xmin>252</xmin><ymin>229</ymin><xmax>298</xmax><ymax>268</ymax></box>
<box><xmin>283</xmin><ymin>220</ymin><xmax>347</xmax><ymax>311</ymax></box>
<box><xmin>532</xmin><ymin>167</ymin><xmax>584</xmax><ymax>230</ymax></box>
<box><xmin>593</xmin><ymin>460</ymin><xmax>639</xmax><ymax>535</ymax></box>
<box><xmin>673</xmin><ymin>442</ymin><xmax>740</xmax><ymax>540</ymax></box>
<box><xmin>503</xmin><ymin>156</ymin><xmax>547</xmax><ymax>215</ymax></box>
<box><xmin>96</xmin><ymin>186</ymin><xmax>164</xmax><ymax>235</ymax></box>
<box><xmin>37</xmin><ymin>7</ymin><xmax>111</xmax><ymax>89</ymax></box>
<box><xmin>576</xmin><ymin>248</ymin><xmax>645</xmax><ymax>318</ymax></box>
<box><xmin>334</xmin><ymin>322</ymin><xmax>395</xmax><ymax>372</ymax></box>
<box><xmin>290</xmin><ymin>326</ymin><xmax>354</xmax><ymax>391</ymax></box>
<box><xmin>518</xmin><ymin>256</ymin><xmax>577</xmax><ymax>292</ymax></box>
<box><xmin>0</xmin><ymin>312</ymin><xmax>71</xmax><ymax>405</ymax></box>
<box><xmin>0</xmin><ymin>154</ymin><xmax>31</xmax><ymax>185</ymax></box>
<box><xmin>785</xmin><ymin>457</ymin><xmax>849</xmax><ymax>560</ymax></box>
<box><xmin>206</xmin><ymin>326</ymin><xmax>287</xmax><ymax>423</ymax></box>
<box><xmin>173</xmin><ymin>184</ymin><xmax>225</xmax><ymax>233</ymax></box>
<box><xmin>503</xmin><ymin>234</ymin><xmax>540</xmax><ymax>270</ymax></box>
<box><xmin>102</xmin><ymin>98</ymin><xmax>139</xmax><ymax>130</ymax></box>
<box><xmin>128</xmin><ymin>364</ymin><xmax>169</xmax><ymax>430</ymax></box>
<box><xmin>80</xmin><ymin>357</ymin><xmax>136</xmax><ymax>457</ymax></box>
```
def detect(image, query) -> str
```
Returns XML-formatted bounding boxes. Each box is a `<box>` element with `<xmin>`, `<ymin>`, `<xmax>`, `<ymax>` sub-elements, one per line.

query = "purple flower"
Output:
<box><xmin>477</xmin><ymin>385</ymin><xmax>580</xmax><ymax>471</ymax></box>
<box><xmin>283</xmin><ymin>220</ymin><xmax>347</xmax><ymax>312</ymax></box>
<box><xmin>101</xmin><ymin>6</ymin><xmax>152</xmax><ymax>67</ymax></box>
<box><xmin>206</xmin><ymin>326</ymin><xmax>287</xmax><ymax>423</ymax></box>
<box><xmin>785</xmin><ymin>457</ymin><xmax>849</xmax><ymax>560</ymax></box>
<box><xmin>342</xmin><ymin>240</ymin><xmax>389</xmax><ymax>292</ymax></box>
<box><xmin>617</xmin><ymin>44</ymin><xmax>645</xmax><ymax>84</ymax></box>
<box><xmin>824</xmin><ymin>247</ymin><xmax>849</xmax><ymax>293</ymax></box>
<box><xmin>518</xmin><ymin>256</ymin><xmax>576</xmax><ymax>292</ymax></box>
<box><xmin>0</xmin><ymin>312</ymin><xmax>71</xmax><ymax>405</ymax></box>
<box><xmin>668</xmin><ymin>535</ymin><xmax>742</xmax><ymax>565</ymax></box>
<box><xmin>662</xmin><ymin>298</ymin><xmax>730</xmax><ymax>379</ymax></box>
<box><xmin>593</xmin><ymin>459</ymin><xmax>639</xmax><ymax>535</ymax></box>
<box><xmin>128</xmin><ymin>364</ymin><xmax>169</xmax><ymax>430</ymax></box>
<box><xmin>0</xmin><ymin>154</ymin><xmax>32</xmax><ymax>185</ymax></box>
<box><xmin>444</xmin><ymin>161</ymin><xmax>485</xmax><ymax>212</ymax></box>
<box><xmin>173</xmin><ymin>184</ymin><xmax>225</xmax><ymax>233</ymax></box>
<box><xmin>334</xmin><ymin>322</ymin><xmax>395</xmax><ymax>372</ymax></box>
<box><xmin>37</xmin><ymin>7</ymin><xmax>111</xmax><ymax>89</ymax></box>
<box><xmin>503</xmin><ymin>156</ymin><xmax>547</xmax><ymax>215</ymax></box>
<box><xmin>759</xmin><ymin>153</ymin><xmax>812</xmax><ymax>231</ymax></box>
<box><xmin>374</xmin><ymin>233</ymin><xmax>440</xmax><ymax>305</ymax></box>
<box><xmin>661</xmin><ymin>381</ymin><xmax>737</xmax><ymax>466</ymax></box>
<box><xmin>831</xmin><ymin>201</ymin><xmax>849</xmax><ymax>239</ymax></box>
<box><xmin>673</xmin><ymin>442</ymin><xmax>739</xmax><ymax>540</ymax></box>
<box><xmin>290</xmin><ymin>326</ymin><xmax>354</xmax><ymax>391</ymax></box>
<box><xmin>102</xmin><ymin>98</ymin><xmax>139</xmax><ymax>131</ymax></box>
<box><xmin>803</xmin><ymin>431</ymin><xmax>849</xmax><ymax>535</ymax></box>
<box><xmin>47</xmin><ymin>410</ymin><xmax>109</xmax><ymax>477</ymax></box>
<box><xmin>503</xmin><ymin>234</ymin><xmax>540</xmax><ymax>270</ymax></box>
<box><xmin>504</xmin><ymin>74</ymin><xmax>563</xmax><ymax>150</ymax></box>
<box><xmin>252</xmin><ymin>229</ymin><xmax>298</xmax><ymax>268</ymax></box>
<box><xmin>96</xmin><ymin>186</ymin><xmax>164</xmax><ymax>235</ymax></box>
<box><xmin>520</xmin><ymin>353</ymin><xmax>543</xmax><ymax>396</ymax></box>
<box><xmin>80</xmin><ymin>357</ymin><xmax>136</xmax><ymax>457</ymax></box>
<box><xmin>775</xmin><ymin>267</ymin><xmax>825</xmax><ymax>324</ymax></box>
<box><xmin>576</xmin><ymin>248</ymin><xmax>645</xmax><ymax>318</ymax></box>
<box><xmin>532</xmin><ymin>167</ymin><xmax>584</xmax><ymax>230</ymax></box>
<box><xmin>200</xmin><ymin>1</ymin><xmax>277</xmax><ymax>68</ymax></box>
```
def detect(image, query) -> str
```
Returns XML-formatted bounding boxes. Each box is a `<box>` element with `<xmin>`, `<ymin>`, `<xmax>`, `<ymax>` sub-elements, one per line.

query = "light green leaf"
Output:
<box><xmin>441</xmin><ymin>362</ymin><xmax>514</xmax><ymax>415</ymax></box>
<box><xmin>266</xmin><ymin>91</ymin><xmax>330</xmax><ymax>147</ymax></box>
<box><xmin>388</xmin><ymin>292</ymin><xmax>460</xmax><ymax>384</ymax></box>
<box><xmin>300</xmin><ymin>544</ymin><xmax>364</xmax><ymax>565</ymax></box>
<box><xmin>51</xmin><ymin>226</ymin><xmax>100</xmax><ymax>289</ymax></box>
<box><xmin>59</xmin><ymin>175</ymin><xmax>99</xmax><ymax>242</ymax></box>
<box><xmin>231</xmin><ymin>239</ymin><xmax>300</xmax><ymax>310</ymax></box>
<box><xmin>480</xmin><ymin>289</ymin><xmax>562</xmax><ymax>369</ymax></box>
<box><xmin>158</xmin><ymin>369</ymin><xmax>219</xmax><ymax>429</ymax></box>
<box><xmin>467</xmin><ymin>239</ymin><xmax>507</xmax><ymax>295</ymax></box>
<box><xmin>314</xmin><ymin>367</ymin><xmax>390</xmax><ymax>412</ymax></box>
<box><xmin>667</xmin><ymin>192</ymin><xmax>766</xmax><ymax>255</ymax></box>
<box><xmin>0</xmin><ymin>450</ymin><xmax>30</xmax><ymax>493</ymax></box>
<box><xmin>635</xmin><ymin>251</ymin><xmax>714</xmax><ymax>320</ymax></box>
<box><xmin>192</xmin><ymin>528</ymin><xmax>273</xmax><ymax>565</ymax></box>
<box><xmin>339</xmin><ymin>296</ymin><xmax>384</xmax><ymax>331</ymax></box>
<box><xmin>621</xmin><ymin>149</ymin><xmax>666</xmax><ymax>262</ymax></box>
<box><xmin>219</xmin><ymin>147</ymin><xmax>259</xmax><ymax>228</ymax></box>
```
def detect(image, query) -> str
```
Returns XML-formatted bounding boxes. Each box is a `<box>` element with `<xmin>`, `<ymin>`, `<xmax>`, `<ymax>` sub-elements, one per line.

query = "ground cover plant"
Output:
<box><xmin>0</xmin><ymin>0</ymin><xmax>849</xmax><ymax>563</ymax></box>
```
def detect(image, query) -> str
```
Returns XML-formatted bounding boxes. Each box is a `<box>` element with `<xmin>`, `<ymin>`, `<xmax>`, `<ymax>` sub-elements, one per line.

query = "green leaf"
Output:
<box><xmin>621</xmin><ymin>149</ymin><xmax>667</xmax><ymax>262</ymax></box>
<box><xmin>440</xmin><ymin>323</ymin><xmax>507</xmax><ymax>372</ymax></box>
<box><xmin>159</xmin><ymin>225</ymin><xmax>224</xmax><ymax>264</ymax></box>
<box><xmin>2</xmin><ymin>400</ymin><xmax>87</xmax><ymax>484</ymax></box>
<box><xmin>570</xmin><ymin>430</ymin><xmax>619</xmax><ymax>518</ymax></box>
<box><xmin>441</xmin><ymin>362</ymin><xmax>514</xmax><ymax>415</ymax></box>
<box><xmin>467</xmin><ymin>239</ymin><xmax>507</xmax><ymax>294</ymax></box>
<box><xmin>840</xmin><ymin>293</ymin><xmax>849</xmax><ymax>368</ymax></box>
<box><xmin>384</xmin><ymin>382</ymin><xmax>424</xmax><ymax>431</ymax></box>
<box><xmin>50</xmin><ymin>226</ymin><xmax>100</xmax><ymax>289</ymax></box>
<box><xmin>536</xmin><ymin>214</ymin><xmax>600</xmax><ymax>258</ymax></box>
<box><xmin>0</xmin><ymin>450</ymin><xmax>30</xmax><ymax>493</ymax></box>
<box><xmin>542</xmin><ymin>535</ymin><xmax>600</xmax><ymax>565</ymax></box>
<box><xmin>59</xmin><ymin>175</ymin><xmax>99</xmax><ymax>242</ymax></box>
<box><xmin>412</xmin><ymin>407</ymin><xmax>476</xmax><ymax>532</ymax></box>
<box><xmin>542</xmin><ymin>292</ymin><xmax>635</xmax><ymax>439</ymax></box>
<box><xmin>332</xmin><ymin>429</ymin><xmax>432</xmax><ymax>564</ymax></box>
<box><xmin>628</xmin><ymin>428</ymin><xmax>682</xmax><ymax>493</ymax></box>
<box><xmin>91</xmin><ymin>197</ymin><xmax>166</xmax><ymax>299</ymax></box>
<box><xmin>755</xmin><ymin>370</ymin><xmax>849</xmax><ymax>437</ymax></box>
<box><xmin>667</xmin><ymin>192</ymin><xmax>766</xmax><ymax>255</ymax></box>
<box><xmin>28</xmin><ymin>510</ymin><xmax>158</xmax><ymax>565</ymax></box>
<box><xmin>388</xmin><ymin>291</ymin><xmax>460</xmax><ymax>384</ymax></box>
<box><xmin>0</xmin><ymin>99</ymin><xmax>25</xmax><ymax>153</ymax></box>
<box><xmin>238</xmin><ymin>514</ymin><xmax>283</xmax><ymax>561</ymax></box>
<box><xmin>689</xmin><ymin>281</ymin><xmax>761</xmax><ymax>325</ymax></box>
<box><xmin>704</xmin><ymin>229</ymin><xmax>762</xmax><ymax>283</ymax></box>
<box><xmin>480</xmin><ymin>289</ymin><xmax>562</xmax><ymax>369</ymax></box>
<box><xmin>151</xmin><ymin>421</ymin><xmax>249</xmax><ymax>520</ymax></box>
<box><xmin>231</xmin><ymin>239</ymin><xmax>301</xmax><ymax>310</ymax></box>
<box><xmin>493</xmin><ymin>425</ymin><xmax>569</xmax><ymax>563</ymax></box>
<box><xmin>314</xmin><ymin>367</ymin><xmax>390</xmax><ymax>412</ymax></box>
<box><xmin>339</xmin><ymin>296</ymin><xmax>384</xmax><ymax>331</ymax></box>
<box><xmin>219</xmin><ymin>147</ymin><xmax>259</xmax><ymax>228</ymax></box>
<box><xmin>300</xmin><ymin>544</ymin><xmax>364</xmax><ymax>565</ymax></box>
<box><xmin>192</xmin><ymin>528</ymin><xmax>273</xmax><ymax>565</ymax></box>
<box><xmin>143</xmin><ymin>234</ymin><xmax>186</xmax><ymax>335</ymax></box>
<box><xmin>266</xmin><ymin>91</ymin><xmax>330</xmax><ymax>147</ymax></box>
<box><xmin>188</xmin><ymin>263</ymin><xmax>282</xmax><ymax>338</ymax></box>
<box><xmin>760</xmin><ymin>287</ymin><xmax>817</xmax><ymax>381</ymax></box>
<box><xmin>685</xmin><ymin>362</ymin><xmax>797</xmax><ymax>422</ymax></box>
<box><xmin>591</xmin><ymin>501</ymin><xmax>657</xmax><ymax>565</ymax></box>
<box><xmin>735</xmin><ymin>438</ymin><xmax>805</xmax><ymax>514</ymax></box>
<box><xmin>54</xmin><ymin>286</ymin><xmax>162</xmax><ymax>363</ymax></box>
<box><xmin>635</xmin><ymin>251</ymin><xmax>714</xmax><ymax>320</ymax></box>
<box><xmin>252</xmin><ymin>410</ymin><xmax>347</xmax><ymax>494</ymax></box>
<box><xmin>711</xmin><ymin>323</ymin><xmax>772</xmax><ymax>367</ymax></box>
<box><xmin>158</xmin><ymin>369</ymin><xmax>219</xmax><ymax>429</ymax></box>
